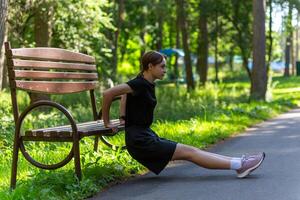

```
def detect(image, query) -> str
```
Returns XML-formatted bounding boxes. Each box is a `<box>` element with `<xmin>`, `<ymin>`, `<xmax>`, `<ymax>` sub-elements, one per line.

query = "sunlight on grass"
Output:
<box><xmin>273</xmin><ymin>87</ymin><xmax>300</xmax><ymax>94</ymax></box>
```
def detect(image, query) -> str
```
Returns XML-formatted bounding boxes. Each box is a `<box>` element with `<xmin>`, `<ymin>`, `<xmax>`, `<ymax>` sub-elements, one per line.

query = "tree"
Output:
<box><xmin>155</xmin><ymin>0</ymin><xmax>164</xmax><ymax>50</ymax></box>
<box><xmin>34</xmin><ymin>0</ymin><xmax>53</xmax><ymax>47</ymax></box>
<box><xmin>266</xmin><ymin>0</ymin><xmax>273</xmax><ymax>74</ymax></box>
<box><xmin>0</xmin><ymin>0</ymin><xmax>8</xmax><ymax>90</ymax></box>
<box><xmin>121</xmin><ymin>0</ymin><xmax>150</xmax><ymax>71</ymax></box>
<box><xmin>29</xmin><ymin>0</ymin><xmax>54</xmax><ymax>103</ymax></box>
<box><xmin>276</xmin><ymin>0</ymin><xmax>300</xmax><ymax>76</ymax></box>
<box><xmin>176</xmin><ymin>0</ymin><xmax>194</xmax><ymax>91</ymax></box>
<box><xmin>284</xmin><ymin>2</ymin><xmax>293</xmax><ymax>76</ymax></box>
<box><xmin>213</xmin><ymin>7</ymin><xmax>220</xmax><ymax>83</ymax></box>
<box><xmin>296</xmin><ymin>13</ymin><xmax>299</xmax><ymax>62</ymax></box>
<box><xmin>172</xmin><ymin>3</ymin><xmax>180</xmax><ymax>83</ymax></box>
<box><xmin>51</xmin><ymin>0</ymin><xmax>114</xmax><ymax>80</ymax></box>
<box><xmin>222</xmin><ymin>0</ymin><xmax>253</xmax><ymax>80</ymax></box>
<box><xmin>250</xmin><ymin>0</ymin><xmax>267</xmax><ymax>100</ymax></box>
<box><xmin>196</xmin><ymin>0</ymin><xmax>209</xmax><ymax>86</ymax></box>
<box><xmin>111</xmin><ymin>0</ymin><xmax>124</xmax><ymax>82</ymax></box>
<box><xmin>6</xmin><ymin>0</ymin><xmax>114</xmax><ymax>98</ymax></box>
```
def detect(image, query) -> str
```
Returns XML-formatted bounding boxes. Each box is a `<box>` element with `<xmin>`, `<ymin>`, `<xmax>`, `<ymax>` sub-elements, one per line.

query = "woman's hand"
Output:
<box><xmin>119</xmin><ymin>115</ymin><xmax>126</xmax><ymax>126</ymax></box>
<box><xmin>119</xmin><ymin>118</ymin><xmax>125</xmax><ymax>125</ymax></box>
<box><xmin>105</xmin><ymin>123</ymin><xmax>118</xmax><ymax>133</ymax></box>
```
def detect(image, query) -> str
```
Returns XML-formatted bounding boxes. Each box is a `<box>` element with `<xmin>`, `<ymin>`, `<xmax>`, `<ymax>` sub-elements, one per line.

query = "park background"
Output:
<box><xmin>0</xmin><ymin>0</ymin><xmax>300</xmax><ymax>199</ymax></box>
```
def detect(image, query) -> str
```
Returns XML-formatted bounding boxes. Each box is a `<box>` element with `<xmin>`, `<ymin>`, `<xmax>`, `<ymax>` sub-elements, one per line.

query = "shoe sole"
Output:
<box><xmin>237</xmin><ymin>152</ymin><xmax>265</xmax><ymax>178</ymax></box>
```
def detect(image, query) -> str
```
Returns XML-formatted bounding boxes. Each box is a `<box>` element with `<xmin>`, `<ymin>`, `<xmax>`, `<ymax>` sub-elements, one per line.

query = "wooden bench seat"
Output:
<box><xmin>23</xmin><ymin>119</ymin><xmax>121</xmax><ymax>141</ymax></box>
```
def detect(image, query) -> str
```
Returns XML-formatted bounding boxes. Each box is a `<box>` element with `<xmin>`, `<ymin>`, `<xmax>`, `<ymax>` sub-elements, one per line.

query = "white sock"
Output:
<box><xmin>230</xmin><ymin>158</ymin><xmax>242</xmax><ymax>170</ymax></box>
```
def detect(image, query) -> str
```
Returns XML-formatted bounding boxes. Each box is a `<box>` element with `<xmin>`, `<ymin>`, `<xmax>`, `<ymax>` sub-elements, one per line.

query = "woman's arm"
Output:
<box><xmin>119</xmin><ymin>94</ymin><xmax>127</xmax><ymax>125</ymax></box>
<box><xmin>102</xmin><ymin>83</ymin><xmax>132</xmax><ymax>128</ymax></box>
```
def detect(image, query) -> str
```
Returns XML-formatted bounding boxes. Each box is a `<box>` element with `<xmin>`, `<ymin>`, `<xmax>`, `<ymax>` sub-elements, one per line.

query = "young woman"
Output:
<box><xmin>102</xmin><ymin>51</ymin><xmax>265</xmax><ymax>178</ymax></box>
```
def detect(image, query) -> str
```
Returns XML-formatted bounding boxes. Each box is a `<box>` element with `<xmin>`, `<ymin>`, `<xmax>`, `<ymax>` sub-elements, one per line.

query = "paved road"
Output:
<box><xmin>89</xmin><ymin>109</ymin><xmax>300</xmax><ymax>200</ymax></box>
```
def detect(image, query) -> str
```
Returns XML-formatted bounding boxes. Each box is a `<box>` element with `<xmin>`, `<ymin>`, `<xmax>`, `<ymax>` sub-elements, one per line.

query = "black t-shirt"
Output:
<box><xmin>125</xmin><ymin>75</ymin><xmax>157</xmax><ymax>127</ymax></box>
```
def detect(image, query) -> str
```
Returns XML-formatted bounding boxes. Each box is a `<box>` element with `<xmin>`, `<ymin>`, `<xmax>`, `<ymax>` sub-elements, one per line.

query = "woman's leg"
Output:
<box><xmin>171</xmin><ymin>143</ymin><xmax>266</xmax><ymax>178</ymax></box>
<box><xmin>171</xmin><ymin>143</ymin><xmax>232</xmax><ymax>169</ymax></box>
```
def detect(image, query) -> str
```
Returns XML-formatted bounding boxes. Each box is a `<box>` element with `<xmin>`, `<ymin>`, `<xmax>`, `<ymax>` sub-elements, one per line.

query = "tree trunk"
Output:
<box><xmin>112</xmin><ymin>0</ymin><xmax>124</xmax><ymax>82</ymax></box>
<box><xmin>1</xmin><ymin>28</ymin><xmax>8</xmax><ymax>89</ymax></box>
<box><xmin>196</xmin><ymin>0</ymin><xmax>208</xmax><ymax>86</ymax></box>
<box><xmin>176</xmin><ymin>0</ymin><xmax>194</xmax><ymax>91</ymax></box>
<box><xmin>229</xmin><ymin>47</ymin><xmax>234</xmax><ymax>71</ymax></box>
<box><xmin>169</xmin><ymin>14</ymin><xmax>174</xmax><ymax>49</ymax></box>
<box><xmin>120</xmin><ymin>32</ymin><xmax>128</xmax><ymax>63</ymax></box>
<box><xmin>156</xmin><ymin>0</ymin><xmax>163</xmax><ymax>50</ymax></box>
<box><xmin>0</xmin><ymin>0</ymin><xmax>7</xmax><ymax>47</ymax></box>
<box><xmin>295</xmin><ymin>11</ymin><xmax>300</xmax><ymax>61</ymax></box>
<box><xmin>296</xmin><ymin>13</ymin><xmax>299</xmax><ymax>62</ymax></box>
<box><xmin>0</xmin><ymin>0</ymin><xmax>8</xmax><ymax>90</ymax></box>
<box><xmin>291</xmin><ymin>30</ymin><xmax>295</xmax><ymax>75</ymax></box>
<box><xmin>284</xmin><ymin>3</ymin><xmax>293</xmax><ymax>77</ymax></box>
<box><xmin>30</xmin><ymin>1</ymin><xmax>53</xmax><ymax>103</ymax></box>
<box><xmin>235</xmin><ymin>24</ymin><xmax>252</xmax><ymax>79</ymax></box>
<box><xmin>241</xmin><ymin>51</ymin><xmax>251</xmax><ymax>80</ymax></box>
<box><xmin>284</xmin><ymin>37</ymin><xmax>291</xmax><ymax>76</ymax></box>
<box><xmin>266</xmin><ymin>0</ymin><xmax>273</xmax><ymax>75</ymax></box>
<box><xmin>250</xmin><ymin>0</ymin><xmax>267</xmax><ymax>101</ymax></box>
<box><xmin>174</xmin><ymin>11</ymin><xmax>181</xmax><ymax>82</ymax></box>
<box><xmin>156</xmin><ymin>17</ymin><xmax>163</xmax><ymax>51</ymax></box>
<box><xmin>140</xmin><ymin>30</ymin><xmax>146</xmax><ymax>71</ymax></box>
<box><xmin>214</xmin><ymin>10</ymin><xmax>219</xmax><ymax>83</ymax></box>
<box><xmin>226</xmin><ymin>1</ymin><xmax>252</xmax><ymax>80</ymax></box>
<box><xmin>34</xmin><ymin>1</ymin><xmax>53</xmax><ymax>47</ymax></box>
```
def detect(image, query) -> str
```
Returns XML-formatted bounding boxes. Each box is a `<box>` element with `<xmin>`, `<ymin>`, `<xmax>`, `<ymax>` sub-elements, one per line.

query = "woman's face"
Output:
<box><xmin>149</xmin><ymin>58</ymin><xmax>166</xmax><ymax>80</ymax></box>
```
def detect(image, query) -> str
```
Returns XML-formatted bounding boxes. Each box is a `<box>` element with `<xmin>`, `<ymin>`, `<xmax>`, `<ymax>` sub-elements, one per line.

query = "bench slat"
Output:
<box><xmin>12</xmin><ymin>59</ymin><xmax>97</xmax><ymax>71</ymax></box>
<box><xmin>14</xmin><ymin>70</ymin><xmax>98</xmax><ymax>80</ymax></box>
<box><xmin>24</xmin><ymin>120</ymin><xmax>124</xmax><ymax>140</ymax></box>
<box><xmin>15</xmin><ymin>81</ymin><xmax>98</xmax><ymax>94</ymax></box>
<box><xmin>26</xmin><ymin>120</ymin><xmax>120</xmax><ymax>133</ymax></box>
<box><xmin>10</xmin><ymin>48</ymin><xmax>95</xmax><ymax>63</ymax></box>
<box><xmin>22</xmin><ymin>136</ymin><xmax>74</xmax><ymax>142</ymax></box>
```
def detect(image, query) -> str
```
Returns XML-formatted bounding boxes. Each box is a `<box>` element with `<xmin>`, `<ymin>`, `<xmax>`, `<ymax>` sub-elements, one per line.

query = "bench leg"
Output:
<box><xmin>93</xmin><ymin>136</ymin><xmax>99</xmax><ymax>152</ymax></box>
<box><xmin>73</xmin><ymin>138</ymin><xmax>82</xmax><ymax>180</ymax></box>
<box><xmin>10</xmin><ymin>137</ymin><xmax>20</xmax><ymax>189</ymax></box>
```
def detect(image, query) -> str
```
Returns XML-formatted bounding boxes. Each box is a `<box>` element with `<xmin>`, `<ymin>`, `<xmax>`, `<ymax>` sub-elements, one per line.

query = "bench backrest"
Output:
<box><xmin>4</xmin><ymin>42</ymin><xmax>99</xmax><ymax>123</ymax></box>
<box><xmin>5</xmin><ymin>42</ymin><xmax>98</xmax><ymax>94</ymax></box>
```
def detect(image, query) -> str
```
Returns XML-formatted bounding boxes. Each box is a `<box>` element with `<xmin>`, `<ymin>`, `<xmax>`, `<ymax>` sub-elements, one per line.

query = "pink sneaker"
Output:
<box><xmin>236</xmin><ymin>152</ymin><xmax>265</xmax><ymax>178</ymax></box>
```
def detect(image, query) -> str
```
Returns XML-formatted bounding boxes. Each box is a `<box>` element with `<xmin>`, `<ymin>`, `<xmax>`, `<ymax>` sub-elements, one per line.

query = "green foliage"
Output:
<box><xmin>0</xmin><ymin>92</ymin><xmax>14</xmax><ymax>144</ymax></box>
<box><xmin>7</xmin><ymin>0</ymin><xmax>296</xmax><ymax>87</ymax></box>
<box><xmin>51</xmin><ymin>0</ymin><xmax>114</xmax><ymax>67</ymax></box>
<box><xmin>8</xmin><ymin>0</ymin><xmax>36</xmax><ymax>47</ymax></box>
<box><xmin>8</xmin><ymin>0</ymin><xmax>114</xmax><ymax>81</ymax></box>
<box><xmin>0</xmin><ymin>75</ymin><xmax>300</xmax><ymax>199</ymax></box>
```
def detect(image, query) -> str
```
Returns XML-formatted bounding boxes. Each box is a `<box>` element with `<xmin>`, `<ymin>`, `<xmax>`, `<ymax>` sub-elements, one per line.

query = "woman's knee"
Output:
<box><xmin>171</xmin><ymin>143</ymin><xmax>198</xmax><ymax>161</ymax></box>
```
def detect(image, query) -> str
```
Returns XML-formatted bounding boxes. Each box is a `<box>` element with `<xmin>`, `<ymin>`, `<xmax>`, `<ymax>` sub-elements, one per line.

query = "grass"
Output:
<box><xmin>0</xmin><ymin>73</ymin><xmax>300</xmax><ymax>199</ymax></box>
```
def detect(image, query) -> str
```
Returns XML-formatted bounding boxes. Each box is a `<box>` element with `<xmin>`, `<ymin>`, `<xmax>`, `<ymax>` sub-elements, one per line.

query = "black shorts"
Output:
<box><xmin>125</xmin><ymin>126</ymin><xmax>177</xmax><ymax>175</ymax></box>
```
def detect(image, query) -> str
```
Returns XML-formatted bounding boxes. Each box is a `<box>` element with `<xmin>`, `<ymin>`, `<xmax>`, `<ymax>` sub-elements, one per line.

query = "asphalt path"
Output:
<box><xmin>89</xmin><ymin>108</ymin><xmax>300</xmax><ymax>200</ymax></box>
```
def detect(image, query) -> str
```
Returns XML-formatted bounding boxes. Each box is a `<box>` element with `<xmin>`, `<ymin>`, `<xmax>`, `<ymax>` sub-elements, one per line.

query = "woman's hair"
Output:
<box><xmin>140</xmin><ymin>51</ymin><xmax>166</xmax><ymax>74</ymax></box>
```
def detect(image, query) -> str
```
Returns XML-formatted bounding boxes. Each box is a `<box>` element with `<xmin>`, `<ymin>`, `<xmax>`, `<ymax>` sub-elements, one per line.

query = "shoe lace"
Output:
<box><xmin>241</xmin><ymin>155</ymin><xmax>246</xmax><ymax>162</ymax></box>
<box><xmin>241</xmin><ymin>154</ymin><xmax>260</xmax><ymax>163</ymax></box>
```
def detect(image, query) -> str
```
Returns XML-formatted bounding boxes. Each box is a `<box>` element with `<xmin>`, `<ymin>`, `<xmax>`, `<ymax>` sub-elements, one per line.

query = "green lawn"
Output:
<box><xmin>0</xmin><ymin>74</ymin><xmax>300</xmax><ymax>199</ymax></box>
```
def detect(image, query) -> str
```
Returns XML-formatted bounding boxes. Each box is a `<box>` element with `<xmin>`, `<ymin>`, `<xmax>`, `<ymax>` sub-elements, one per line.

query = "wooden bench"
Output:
<box><xmin>4</xmin><ymin>42</ymin><xmax>125</xmax><ymax>189</ymax></box>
